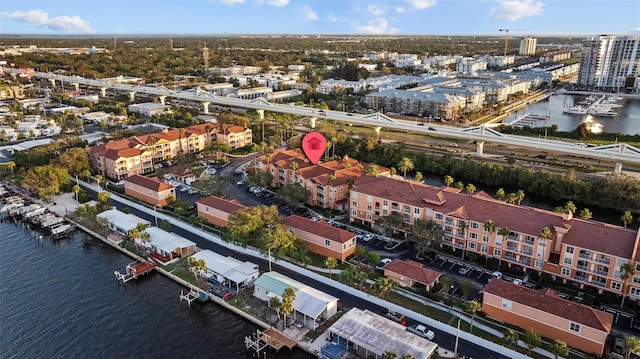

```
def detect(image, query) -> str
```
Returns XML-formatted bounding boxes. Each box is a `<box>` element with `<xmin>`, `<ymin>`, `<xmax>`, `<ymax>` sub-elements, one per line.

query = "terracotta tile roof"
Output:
<box><xmin>483</xmin><ymin>279</ymin><xmax>613</xmax><ymax>332</ymax></box>
<box><xmin>124</xmin><ymin>175</ymin><xmax>173</xmax><ymax>192</ymax></box>
<box><xmin>352</xmin><ymin>176</ymin><xmax>638</xmax><ymax>258</ymax></box>
<box><xmin>384</xmin><ymin>259</ymin><xmax>441</xmax><ymax>286</ymax></box>
<box><xmin>196</xmin><ymin>195</ymin><xmax>247</xmax><ymax>214</ymax></box>
<box><xmin>223</xmin><ymin>125</ymin><xmax>247</xmax><ymax>134</ymax></box>
<box><xmin>282</xmin><ymin>215</ymin><xmax>356</xmax><ymax>244</ymax></box>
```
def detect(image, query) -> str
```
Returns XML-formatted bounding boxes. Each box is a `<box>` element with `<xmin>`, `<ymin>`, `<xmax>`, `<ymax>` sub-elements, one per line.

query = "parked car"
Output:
<box><xmin>458</xmin><ymin>266</ymin><xmax>472</xmax><ymax>275</ymax></box>
<box><xmin>512</xmin><ymin>278</ymin><xmax>523</xmax><ymax>285</ymax></box>
<box><xmin>375</xmin><ymin>258</ymin><xmax>392</xmax><ymax>270</ymax></box>
<box><xmin>362</xmin><ymin>233</ymin><xmax>375</xmax><ymax>242</ymax></box>
<box><xmin>491</xmin><ymin>271</ymin><xmax>503</xmax><ymax>280</ymax></box>
<box><xmin>406</xmin><ymin>324</ymin><xmax>435</xmax><ymax>340</ymax></box>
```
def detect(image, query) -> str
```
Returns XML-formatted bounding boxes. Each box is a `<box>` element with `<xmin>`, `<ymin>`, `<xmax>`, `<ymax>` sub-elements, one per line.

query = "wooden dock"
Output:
<box><xmin>179</xmin><ymin>289</ymin><xmax>208</xmax><ymax>306</ymax></box>
<box><xmin>114</xmin><ymin>260</ymin><xmax>157</xmax><ymax>283</ymax></box>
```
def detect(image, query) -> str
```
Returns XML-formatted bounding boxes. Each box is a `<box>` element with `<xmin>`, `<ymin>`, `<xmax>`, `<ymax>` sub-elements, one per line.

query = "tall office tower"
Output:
<box><xmin>519</xmin><ymin>37</ymin><xmax>537</xmax><ymax>55</ymax></box>
<box><xmin>202</xmin><ymin>42</ymin><xmax>209</xmax><ymax>74</ymax></box>
<box><xmin>578</xmin><ymin>35</ymin><xmax>640</xmax><ymax>90</ymax></box>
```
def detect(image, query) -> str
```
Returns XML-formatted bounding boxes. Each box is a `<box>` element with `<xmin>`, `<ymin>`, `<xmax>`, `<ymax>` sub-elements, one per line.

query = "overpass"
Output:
<box><xmin>7</xmin><ymin>68</ymin><xmax>640</xmax><ymax>171</ymax></box>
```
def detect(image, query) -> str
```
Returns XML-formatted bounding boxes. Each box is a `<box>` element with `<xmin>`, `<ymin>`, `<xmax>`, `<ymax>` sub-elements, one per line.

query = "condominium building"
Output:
<box><xmin>519</xmin><ymin>37</ymin><xmax>538</xmax><ymax>56</ymax></box>
<box><xmin>365</xmin><ymin>89</ymin><xmax>466</xmax><ymax>120</ymax></box>
<box><xmin>252</xmin><ymin>149</ymin><xmax>388</xmax><ymax>210</ymax></box>
<box><xmin>348</xmin><ymin>175</ymin><xmax>640</xmax><ymax>300</ymax></box>
<box><xmin>578</xmin><ymin>35</ymin><xmax>640</xmax><ymax>90</ymax></box>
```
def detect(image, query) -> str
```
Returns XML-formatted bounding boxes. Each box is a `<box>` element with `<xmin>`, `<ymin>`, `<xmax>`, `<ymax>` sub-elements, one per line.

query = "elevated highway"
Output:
<box><xmin>7</xmin><ymin>68</ymin><xmax>640</xmax><ymax>171</ymax></box>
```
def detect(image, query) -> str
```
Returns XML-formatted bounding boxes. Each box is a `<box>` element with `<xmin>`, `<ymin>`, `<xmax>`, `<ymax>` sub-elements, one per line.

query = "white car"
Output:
<box><xmin>375</xmin><ymin>258</ymin><xmax>392</xmax><ymax>270</ymax></box>
<box><xmin>492</xmin><ymin>271</ymin><xmax>503</xmax><ymax>280</ymax></box>
<box><xmin>205</xmin><ymin>168</ymin><xmax>217</xmax><ymax>175</ymax></box>
<box><xmin>362</xmin><ymin>233</ymin><xmax>375</xmax><ymax>242</ymax></box>
<box><xmin>512</xmin><ymin>278</ymin><xmax>523</xmax><ymax>285</ymax></box>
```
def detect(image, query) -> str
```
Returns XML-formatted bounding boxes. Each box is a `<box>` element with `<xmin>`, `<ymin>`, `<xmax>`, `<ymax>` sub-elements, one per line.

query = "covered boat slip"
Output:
<box><xmin>191</xmin><ymin>249</ymin><xmax>259</xmax><ymax>291</ymax></box>
<box><xmin>97</xmin><ymin>209</ymin><xmax>150</xmax><ymax>236</ymax></box>
<box><xmin>327</xmin><ymin>308</ymin><xmax>437</xmax><ymax>359</ymax></box>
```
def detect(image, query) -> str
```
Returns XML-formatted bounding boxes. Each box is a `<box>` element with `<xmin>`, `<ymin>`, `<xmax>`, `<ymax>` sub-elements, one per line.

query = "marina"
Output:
<box><xmin>562</xmin><ymin>94</ymin><xmax>625</xmax><ymax>117</ymax></box>
<box><xmin>506</xmin><ymin>113</ymin><xmax>550</xmax><ymax>128</ymax></box>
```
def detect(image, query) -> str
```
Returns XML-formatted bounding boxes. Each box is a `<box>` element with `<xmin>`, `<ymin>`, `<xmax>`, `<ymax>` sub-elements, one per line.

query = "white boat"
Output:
<box><xmin>2</xmin><ymin>202</ymin><xmax>24</xmax><ymax>213</ymax></box>
<box><xmin>563</xmin><ymin>106</ymin><xmax>588</xmax><ymax>114</ymax></box>
<box><xmin>50</xmin><ymin>224</ymin><xmax>71</xmax><ymax>235</ymax></box>
<box><xmin>41</xmin><ymin>216</ymin><xmax>64</xmax><ymax>228</ymax></box>
<box><xmin>23</xmin><ymin>207</ymin><xmax>47</xmax><ymax>219</ymax></box>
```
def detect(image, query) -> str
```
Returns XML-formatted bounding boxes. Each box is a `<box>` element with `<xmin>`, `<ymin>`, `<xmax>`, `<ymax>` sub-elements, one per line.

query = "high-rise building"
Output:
<box><xmin>519</xmin><ymin>37</ymin><xmax>537</xmax><ymax>55</ymax></box>
<box><xmin>578</xmin><ymin>35</ymin><xmax>640</xmax><ymax>90</ymax></box>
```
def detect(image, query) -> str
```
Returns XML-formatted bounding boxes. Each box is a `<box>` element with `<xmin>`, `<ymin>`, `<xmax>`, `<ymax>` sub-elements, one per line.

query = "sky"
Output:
<box><xmin>0</xmin><ymin>0</ymin><xmax>639</xmax><ymax>36</ymax></box>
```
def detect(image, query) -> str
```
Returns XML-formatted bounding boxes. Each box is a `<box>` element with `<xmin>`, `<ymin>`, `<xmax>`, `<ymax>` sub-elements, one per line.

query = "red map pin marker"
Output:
<box><xmin>301</xmin><ymin>131</ymin><xmax>326</xmax><ymax>165</ymax></box>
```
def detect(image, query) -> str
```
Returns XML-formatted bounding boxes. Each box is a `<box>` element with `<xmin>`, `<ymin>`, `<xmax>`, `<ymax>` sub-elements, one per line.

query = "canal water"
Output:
<box><xmin>0</xmin><ymin>219</ymin><xmax>311</xmax><ymax>359</ymax></box>
<box><xmin>503</xmin><ymin>93</ymin><xmax>640</xmax><ymax>135</ymax></box>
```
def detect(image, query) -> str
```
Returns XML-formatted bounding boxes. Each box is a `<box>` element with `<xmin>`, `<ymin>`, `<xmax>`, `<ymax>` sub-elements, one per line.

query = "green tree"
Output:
<box><xmin>186</xmin><ymin>256</ymin><xmax>207</xmax><ymax>281</ymax></box>
<box><xmin>414</xmin><ymin>171</ymin><xmax>423</xmax><ymax>183</ymax></box>
<box><xmin>484</xmin><ymin>220</ymin><xmax>496</xmax><ymax>233</ymax></box>
<box><xmin>410</xmin><ymin>219</ymin><xmax>443</xmax><ymax>258</ymax></box>
<box><xmin>276</xmin><ymin>183</ymin><xmax>310</xmax><ymax>207</ymax></box>
<box><xmin>495</xmin><ymin>188</ymin><xmax>506</xmax><ymax>201</ymax></box>
<box><xmin>325</xmin><ymin>257</ymin><xmax>337</xmax><ymax>279</ymax></box>
<box><xmin>269</xmin><ymin>296</ymin><xmax>282</xmax><ymax>323</ymax></box>
<box><xmin>289</xmin><ymin>160</ymin><xmax>298</xmax><ymax>172</ymax></box>
<box><xmin>579</xmin><ymin>208</ymin><xmax>592</xmax><ymax>220</ymax></box>
<box><xmin>73</xmin><ymin>184</ymin><xmax>81</xmax><ymax>203</ymax></box>
<box><xmin>504</xmin><ymin>329</ymin><xmax>519</xmax><ymax>348</ymax></box>
<box><xmin>397</xmin><ymin>157</ymin><xmax>414</xmax><ymax>179</ymax></box>
<box><xmin>467</xmin><ymin>300</ymin><xmax>482</xmax><ymax>332</ymax></box>
<box><xmin>355</xmin><ymin>245</ymin><xmax>366</xmax><ymax>260</ymax></box>
<box><xmin>455</xmin><ymin>181</ymin><xmax>464</xmax><ymax>190</ymax></box>
<box><xmin>564</xmin><ymin>201</ymin><xmax>577</xmax><ymax>214</ymax></box>
<box><xmin>159</xmin><ymin>219</ymin><xmax>171</xmax><ymax>231</ymax></box>
<box><xmin>56</xmin><ymin>147</ymin><xmax>91</xmax><ymax>177</ymax></box>
<box><xmin>226</xmin><ymin>205</ymin><xmax>281</xmax><ymax>247</ymax></box>
<box><xmin>516</xmin><ymin>189</ymin><xmax>525</xmax><ymax>205</ymax></box>
<box><xmin>444</xmin><ymin>175</ymin><xmax>454</xmax><ymax>187</ymax></box>
<box><xmin>191</xmin><ymin>175</ymin><xmax>231</xmax><ymax>197</ymax></box>
<box><xmin>621</xmin><ymin>210</ymin><xmax>634</xmax><ymax>228</ymax></box>
<box><xmin>281</xmin><ymin>287</ymin><xmax>296</xmax><ymax>327</ymax></box>
<box><xmin>460</xmin><ymin>279</ymin><xmax>475</xmax><ymax>300</ymax></box>
<box><xmin>95</xmin><ymin>174</ymin><xmax>103</xmax><ymax>189</ymax></box>
<box><xmin>381</xmin><ymin>351</ymin><xmax>398</xmax><ymax>359</ymax></box>
<box><xmin>465</xmin><ymin>183</ymin><xmax>476</xmax><ymax>194</ymax></box>
<box><xmin>550</xmin><ymin>339</ymin><xmax>569</xmax><ymax>359</ymax></box>
<box><xmin>374</xmin><ymin>277</ymin><xmax>398</xmax><ymax>299</ymax></box>
<box><xmin>366</xmin><ymin>164</ymin><xmax>382</xmax><ymax>177</ymax></box>
<box><xmin>367</xmin><ymin>252</ymin><xmax>381</xmax><ymax>268</ymax></box>
<box><xmin>21</xmin><ymin>165</ymin><xmax>70</xmax><ymax>203</ymax></box>
<box><xmin>620</xmin><ymin>262</ymin><xmax>635</xmax><ymax>307</ymax></box>
<box><xmin>523</xmin><ymin>329</ymin><xmax>542</xmax><ymax>354</ymax></box>
<box><xmin>623</xmin><ymin>336</ymin><xmax>640</xmax><ymax>359</ymax></box>
<box><xmin>375</xmin><ymin>211</ymin><xmax>404</xmax><ymax>238</ymax></box>
<box><xmin>440</xmin><ymin>276</ymin><xmax>454</xmax><ymax>295</ymax></box>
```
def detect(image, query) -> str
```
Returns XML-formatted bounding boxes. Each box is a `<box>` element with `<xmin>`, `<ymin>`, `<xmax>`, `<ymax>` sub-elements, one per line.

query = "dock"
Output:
<box><xmin>507</xmin><ymin>113</ymin><xmax>549</xmax><ymax>128</ymax></box>
<box><xmin>245</xmin><ymin>328</ymin><xmax>297</xmax><ymax>355</ymax></box>
<box><xmin>179</xmin><ymin>289</ymin><xmax>209</xmax><ymax>306</ymax></box>
<box><xmin>114</xmin><ymin>260</ymin><xmax>157</xmax><ymax>283</ymax></box>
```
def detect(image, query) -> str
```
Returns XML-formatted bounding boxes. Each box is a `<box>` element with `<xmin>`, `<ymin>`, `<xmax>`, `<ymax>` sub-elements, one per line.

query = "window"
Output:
<box><xmin>535</xmin><ymin>260</ymin><xmax>543</xmax><ymax>269</ymax></box>
<box><xmin>494</xmin><ymin>249</ymin><xmax>502</xmax><ymax>256</ymax></box>
<box><xmin>383</xmin><ymin>209</ymin><xmax>388</xmax><ymax>215</ymax></box>
<box><xmin>482</xmin><ymin>235</ymin><xmax>489</xmax><ymax>243</ymax></box>
<box><xmin>481</xmin><ymin>245</ymin><xmax>488</xmax><ymax>253</ymax></box>
<box><xmin>367</xmin><ymin>195</ymin><xmax>373</xmax><ymax>202</ymax></box>
<box><xmin>470</xmin><ymin>222</ymin><xmax>479</xmax><ymax>229</ymax></box>
<box><xmin>611</xmin><ymin>282</ymin><xmax>622</xmax><ymax>291</ymax></box>
<box><xmin>352</xmin><ymin>201</ymin><xmax>357</xmax><ymax>208</ymax></box>
<box><xmin>366</xmin><ymin>205</ymin><xmax>372</xmax><ymax>211</ymax></box>
<box><xmin>569</xmin><ymin>323</ymin><xmax>580</xmax><ymax>333</ymax></box>
<box><xmin>414</xmin><ymin>208</ymin><xmax>420</xmax><ymax>214</ymax></box>
<box><xmin>469</xmin><ymin>232</ymin><xmax>478</xmax><ymax>240</ymax></box>
<box><xmin>561</xmin><ymin>268</ymin><xmax>571</xmax><ymax>276</ymax></box>
<box><xmin>563</xmin><ymin>257</ymin><xmax>572</xmax><ymax>265</ymax></box>
<box><xmin>325</xmin><ymin>240</ymin><xmax>331</xmax><ymax>246</ymax></box>
<box><xmin>631</xmin><ymin>287</ymin><xmax>640</xmax><ymax>296</ymax></box>
<box><xmin>351</xmin><ymin>210</ymin><xmax>357</xmax><ymax>216</ymax></box>
<box><xmin>501</xmin><ymin>299</ymin><xmax>512</xmax><ymax>309</ymax></box>
<box><xmin>468</xmin><ymin>242</ymin><xmax>477</xmax><ymax>249</ymax></box>
<box><xmin>205</xmin><ymin>207</ymin><xmax>209</xmax><ymax>212</ymax></box>
<box><xmin>383</xmin><ymin>200</ymin><xmax>388</xmax><ymax>206</ymax></box>
<box><xmin>435</xmin><ymin>213</ymin><xmax>443</xmax><ymax>220</ymax></box>
<box><xmin>366</xmin><ymin>213</ymin><xmax>372</xmax><ymax>220</ymax></box>
<box><xmin>565</xmin><ymin>246</ymin><xmax>574</xmax><ymax>254</ymax></box>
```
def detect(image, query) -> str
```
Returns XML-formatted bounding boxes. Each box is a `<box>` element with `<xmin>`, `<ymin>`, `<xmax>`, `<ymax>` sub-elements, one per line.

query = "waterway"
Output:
<box><xmin>503</xmin><ymin>93</ymin><xmax>640</xmax><ymax>135</ymax></box>
<box><xmin>0</xmin><ymin>219</ymin><xmax>311</xmax><ymax>359</ymax></box>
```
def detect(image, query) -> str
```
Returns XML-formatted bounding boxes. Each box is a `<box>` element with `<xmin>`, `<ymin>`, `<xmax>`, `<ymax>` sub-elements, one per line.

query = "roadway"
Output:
<box><xmin>8</xmin><ymin>68</ymin><xmax>640</xmax><ymax>167</ymax></box>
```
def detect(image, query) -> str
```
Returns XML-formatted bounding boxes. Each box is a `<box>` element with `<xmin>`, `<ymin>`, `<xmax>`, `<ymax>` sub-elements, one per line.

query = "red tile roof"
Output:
<box><xmin>282</xmin><ymin>215</ymin><xmax>356</xmax><ymax>244</ymax></box>
<box><xmin>483</xmin><ymin>279</ymin><xmax>613</xmax><ymax>332</ymax></box>
<box><xmin>384</xmin><ymin>259</ymin><xmax>441</xmax><ymax>286</ymax></box>
<box><xmin>196</xmin><ymin>196</ymin><xmax>246</xmax><ymax>214</ymax></box>
<box><xmin>352</xmin><ymin>176</ymin><xmax>638</xmax><ymax>258</ymax></box>
<box><xmin>124</xmin><ymin>175</ymin><xmax>173</xmax><ymax>192</ymax></box>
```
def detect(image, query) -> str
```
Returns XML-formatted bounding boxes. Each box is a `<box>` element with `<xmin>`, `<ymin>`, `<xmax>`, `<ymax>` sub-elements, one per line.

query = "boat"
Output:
<box><xmin>50</xmin><ymin>223</ymin><xmax>71</xmax><ymax>235</ymax></box>
<box><xmin>23</xmin><ymin>207</ymin><xmax>47</xmax><ymax>219</ymax></box>
<box><xmin>41</xmin><ymin>216</ymin><xmax>64</xmax><ymax>228</ymax></box>
<box><xmin>563</xmin><ymin>106</ymin><xmax>588</xmax><ymax>115</ymax></box>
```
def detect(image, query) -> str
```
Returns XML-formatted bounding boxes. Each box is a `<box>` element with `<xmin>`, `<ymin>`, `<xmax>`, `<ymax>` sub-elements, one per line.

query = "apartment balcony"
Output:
<box><xmin>506</xmin><ymin>245</ymin><xmax>518</xmax><ymax>252</ymax></box>
<box><xmin>521</xmin><ymin>249</ymin><xmax>533</xmax><ymax>256</ymax></box>
<box><xmin>595</xmin><ymin>269</ymin><xmax>609</xmax><ymax>276</ymax></box>
<box><xmin>505</xmin><ymin>253</ymin><xmax>517</xmax><ymax>262</ymax></box>
<box><xmin>597</xmin><ymin>257</ymin><xmax>611</xmax><ymax>265</ymax></box>
<box><xmin>575</xmin><ymin>275</ymin><xmax>587</xmax><ymax>282</ymax></box>
<box><xmin>523</xmin><ymin>239</ymin><xmax>535</xmax><ymax>246</ymax></box>
<box><xmin>577</xmin><ymin>264</ymin><xmax>589</xmax><ymax>271</ymax></box>
<box><xmin>316</xmin><ymin>187</ymin><xmax>324</xmax><ymax>194</ymax></box>
<box><xmin>507</xmin><ymin>235</ymin><xmax>519</xmax><ymax>242</ymax></box>
<box><xmin>391</xmin><ymin>205</ymin><xmax>400</xmax><ymax>211</ymax></box>
<box><xmin>578</xmin><ymin>253</ymin><xmax>591</xmax><ymax>260</ymax></box>
<box><xmin>593</xmin><ymin>280</ymin><xmax>606</xmax><ymax>287</ymax></box>
<box><xmin>519</xmin><ymin>257</ymin><xmax>531</xmax><ymax>266</ymax></box>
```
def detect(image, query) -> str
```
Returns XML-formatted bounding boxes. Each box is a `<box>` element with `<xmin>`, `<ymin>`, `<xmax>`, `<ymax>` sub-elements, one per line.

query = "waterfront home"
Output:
<box><xmin>282</xmin><ymin>215</ymin><xmax>357</xmax><ymax>261</ymax></box>
<box><xmin>97</xmin><ymin>209</ymin><xmax>150</xmax><ymax>237</ymax></box>
<box><xmin>124</xmin><ymin>175</ymin><xmax>176</xmax><ymax>207</ymax></box>
<box><xmin>325</xmin><ymin>308</ymin><xmax>437</xmax><ymax>359</ymax></box>
<box><xmin>190</xmin><ymin>250</ymin><xmax>259</xmax><ymax>291</ymax></box>
<box><xmin>253</xmin><ymin>271</ymin><xmax>338</xmax><ymax>330</ymax></box>
<box><xmin>383</xmin><ymin>259</ymin><xmax>442</xmax><ymax>291</ymax></box>
<box><xmin>144</xmin><ymin>227</ymin><xmax>196</xmax><ymax>263</ymax></box>
<box><xmin>482</xmin><ymin>279</ymin><xmax>613</xmax><ymax>356</ymax></box>
<box><xmin>196</xmin><ymin>195</ymin><xmax>246</xmax><ymax>228</ymax></box>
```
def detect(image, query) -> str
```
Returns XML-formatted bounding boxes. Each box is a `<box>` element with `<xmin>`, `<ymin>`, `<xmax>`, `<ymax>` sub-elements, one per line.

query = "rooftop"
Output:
<box><xmin>282</xmin><ymin>215</ymin><xmax>356</xmax><ymax>244</ymax></box>
<box><xmin>125</xmin><ymin>175</ymin><xmax>174</xmax><ymax>193</ymax></box>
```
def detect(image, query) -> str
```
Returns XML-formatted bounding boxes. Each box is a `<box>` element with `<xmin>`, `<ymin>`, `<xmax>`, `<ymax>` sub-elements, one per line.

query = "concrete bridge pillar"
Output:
<box><xmin>158</xmin><ymin>95</ymin><xmax>166</xmax><ymax>105</ymax></box>
<box><xmin>100</xmin><ymin>87</ymin><xmax>107</xmax><ymax>97</ymax></box>
<box><xmin>476</xmin><ymin>141</ymin><xmax>485</xmax><ymax>157</ymax></box>
<box><xmin>202</xmin><ymin>101</ymin><xmax>210</xmax><ymax>114</ymax></box>
<box><xmin>72</xmin><ymin>82</ymin><xmax>80</xmax><ymax>92</ymax></box>
<box><xmin>257</xmin><ymin>109</ymin><xmax>264</xmax><ymax>120</ymax></box>
<box><xmin>309</xmin><ymin>117</ymin><xmax>317</xmax><ymax>129</ymax></box>
<box><xmin>128</xmin><ymin>91</ymin><xmax>136</xmax><ymax>102</ymax></box>
<box><xmin>614</xmin><ymin>162</ymin><xmax>623</xmax><ymax>174</ymax></box>
<box><xmin>374</xmin><ymin>126</ymin><xmax>382</xmax><ymax>138</ymax></box>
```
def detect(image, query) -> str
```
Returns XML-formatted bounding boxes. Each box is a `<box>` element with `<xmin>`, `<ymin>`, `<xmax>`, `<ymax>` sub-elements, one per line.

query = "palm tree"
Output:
<box><xmin>523</xmin><ymin>329</ymin><xmax>541</xmax><ymax>354</ymax></box>
<box><xmin>550</xmin><ymin>340</ymin><xmax>569</xmax><ymax>359</ymax></box>
<box><xmin>95</xmin><ymin>174</ymin><xmax>103</xmax><ymax>189</ymax></box>
<box><xmin>281</xmin><ymin>287</ymin><xmax>296</xmax><ymax>327</ymax></box>
<box><xmin>484</xmin><ymin>220</ymin><xmax>496</xmax><ymax>233</ymax></box>
<box><xmin>454</xmin><ymin>181</ymin><xmax>464</xmax><ymax>190</ymax></box>
<box><xmin>579</xmin><ymin>208</ymin><xmax>592</xmax><ymax>220</ymax></box>
<box><xmin>381</xmin><ymin>351</ymin><xmax>398</xmax><ymax>359</ymax></box>
<box><xmin>375</xmin><ymin>277</ymin><xmax>398</xmax><ymax>299</ymax></box>
<box><xmin>516</xmin><ymin>189</ymin><xmax>525</xmax><ymax>205</ymax></box>
<box><xmin>397</xmin><ymin>157</ymin><xmax>414</xmax><ymax>179</ymax></box>
<box><xmin>178</xmin><ymin>128</ymin><xmax>186</xmax><ymax>153</ymax></box>
<box><xmin>467</xmin><ymin>300</ymin><xmax>482</xmax><ymax>332</ymax></box>
<box><xmin>366</xmin><ymin>164</ymin><xmax>381</xmax><ymax>177</ymax></box>
<box><xmin>504</xmin><ymin>329</ymin><xmax>519</xmax><ymax>348</ymax></box>
<box><xmin>414</xmin><ymin>171</ymin><xmax>423</xmax><ymax>183</ymax></box>
<box><xmin>325</xmin><ymin>141</ymin><xmax>332</xmax><ymax>160</ymax></box>
<box><xmin>444</xmin><ymin>175</ymin><xmax>454</xmax><ymax>187</ymax></box>
<box><xmin>623</xmin><ymin>336</ymin><xmax>640</xmax><ymax>359</ymax></box>
<box><xmin>621</xmin><ymin>211</ymin><xmax>634</xmax><ymax>228</ymax></box>
<box><xmin>390</xmin><ymin>167</ymin><xmax>397</xmax><ymax>177</ymax></box>
<box><xmin>564</xmin><ymin>201</ymin><xmax>577</xmax><ymax>214</ymax></box>
<box><xmin>506</xmin><ymin>193</ymin><xmax>517</xmax><ymax>204</ymax></box>
<box><xmin>73</xmin><ymin>184</ymin><xmax>81</xmax><ymax>203</ymax></box>
<box><xmin>289</xmin><ymin>161</ymin><xmax>298</xmax><ymax>172</ymax></box>
<box><xmin>6</xmin><ymin>161</ymin><xmax>15</xmax><ymax>176</ymax></box>
<box><xmin>269</xmin><ymin>296</ymin><xmax>282</xmax><ymax>323</ymax></box>
<box><xmin>465</xmin><ymin>183</ymin><xmax>476</xmax><ymax>194</ymax></box>
<box><xmin>620</xmin><ymin>262</ymin><xmax>635</xmax><ymax>307</ymax></box>
<box><xmin>458</xmin><ymin>220</ymin><xmax>468</xmax><ymax>259</ymax></box>
<box><xmin>495</xmin><ymin>187</ymin><xmax>505</xmax><ymax>201</ymax></box>
<box><xmin>325</xmin><ymin>257</ymin><xmax>337</xmax><ymax>279</ymax></box>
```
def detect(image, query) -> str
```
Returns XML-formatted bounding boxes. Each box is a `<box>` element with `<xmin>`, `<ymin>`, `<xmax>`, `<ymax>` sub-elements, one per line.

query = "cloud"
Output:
<box><xmin>301</xmin><ymin>5</ymin><xmax>318</xmax><ymax>21</ymax></box>
<box><xmin>0</xmin><ymin>9</ymin><xmax>95</xmax><ymax>33</ymax></box>
<box><xmin>488</xmin><ymin>0</ymin><xmax>544</xmax><ymax>21</ymax></box>
<box><xmin>352</xmin><ymin>18</ymin><xmax>398</xmax><ymax>35</ymax></box>
<box><xmin>367</xmin><ymin>5</ymin><xmax>387</xmax><ymax>17</ymax></box>
<box><xmin>210</xmin><ymin>0</ymin><xmax>245</xmax><ymax>4</ymax></box>
<box><xmin>255</xmin><ymin>0</ymin><xmax>289</xmax><ymax>7</ymax></box>
<box><xmin>406</xmin><ymin>0</ymin><xmax>437</xmax><ymax>10</ymax></box>
<box><xmin>395</xmin><ymin>7</ymin><xmax>406</xmax><ymax>14</ymax></box>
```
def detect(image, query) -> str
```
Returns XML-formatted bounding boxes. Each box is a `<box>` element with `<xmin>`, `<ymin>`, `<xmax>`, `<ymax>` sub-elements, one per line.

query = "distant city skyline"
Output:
<box><xmin>0</xmin><ymin>0</ymin><xmax>639</xmax><ymax>37</ymax></box>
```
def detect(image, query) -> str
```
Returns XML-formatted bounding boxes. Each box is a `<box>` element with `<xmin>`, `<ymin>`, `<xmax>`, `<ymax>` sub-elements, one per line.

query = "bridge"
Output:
<box><xmin>7</xmin><ymin>68</ymin><xmax>640</xmax><ymax>171</ymax></box>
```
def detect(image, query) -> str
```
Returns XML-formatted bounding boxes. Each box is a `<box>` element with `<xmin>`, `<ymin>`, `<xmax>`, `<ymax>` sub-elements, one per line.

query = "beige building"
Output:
<box><xmin>282</xmin><ymin>215</ymin><xmax>357</xmax><ymax>261</ymax></box>
<box><xmin>216</xmin><ymin>125</ymin><xmax>252</xmax><ymax>150</ymax></box>
<box><xmin>383</xmin><ymin>259</ymin><xmax>442</xmax><ymax>290</ymax></box>
<box><xmin>196</xmin><ymin>195</ymin><xmax>246</xmax><ymax>228</ymax></box>
<box><xmin>124</xmin><ymin>175</ymin><xmax>175</xmax><ymax>207</ymax></box>
<box><xmin>349</xmin><ymin>175</ymin><xmax>640</xmax><ymax>300</ymax></box>
<box><xmin>483</xmin><ymin>279</ymin><xmax>612</xmax><ymax>356</ymax></box>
